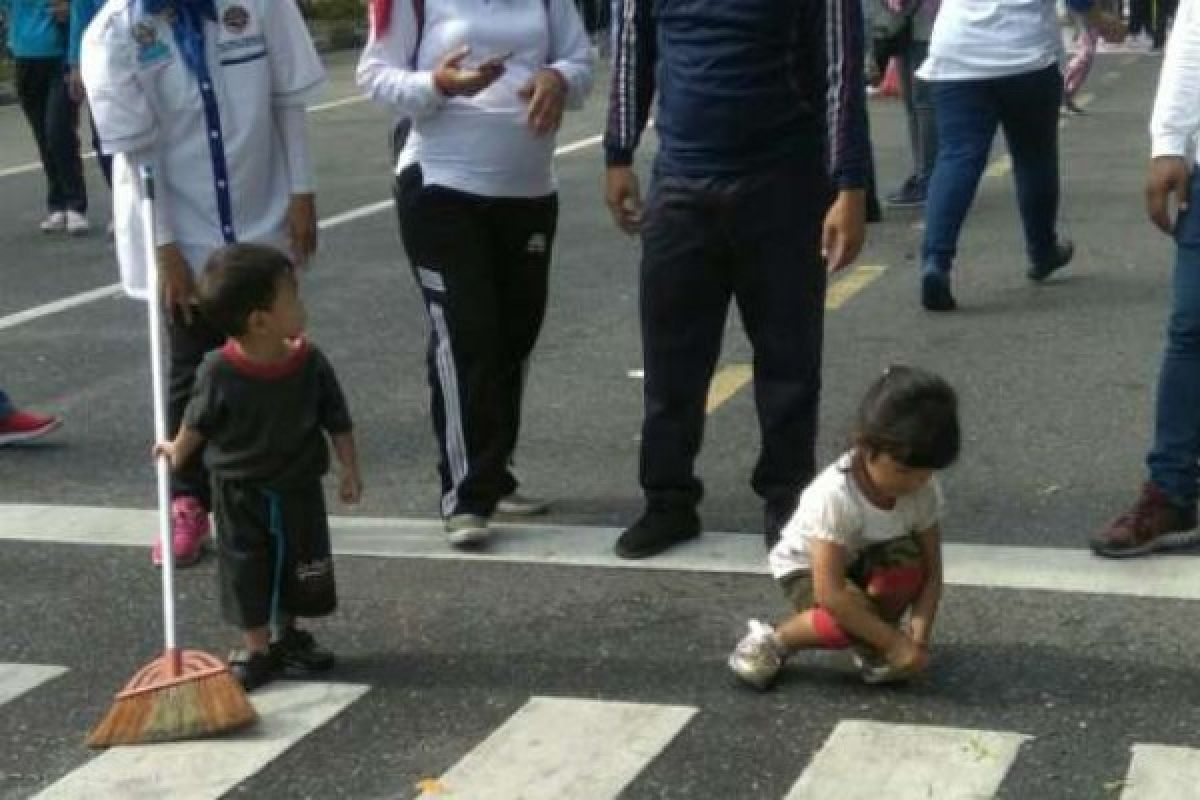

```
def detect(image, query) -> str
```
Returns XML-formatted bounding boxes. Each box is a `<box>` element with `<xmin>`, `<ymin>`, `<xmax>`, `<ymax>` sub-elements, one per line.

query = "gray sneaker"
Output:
<box><xmin>496</xmin><ymin>492</ymin><xmax>550</xmax><ymax>516</ymax></box>
<box><xmin>728</xmin><ymin>619</ymin><xmax>785</xmax><ymax>690</ymax></box>
<box><xmin>445</xmin><ymin>514</ymin><xmax>491</xmax><ymax>547</ymax></box>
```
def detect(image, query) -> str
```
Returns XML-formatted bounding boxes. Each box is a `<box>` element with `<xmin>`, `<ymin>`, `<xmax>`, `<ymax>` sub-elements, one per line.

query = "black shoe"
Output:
<box><xmin>1028</xmin><ymin>239</ymin><xmax>1074</xmax><ymax>283</ymax></box>
<box><xmin>228</xmin><ymin>649</ymin><xmax>279</xmax><ymax>691</ymax></box>
<box><xmin>885</xmin><ymin>176</ymin><xmax>927</xmax><ymax>209</ymax></box>
<box><xmin>615</xmin><ymin>507</ymin><xmax>701</xmax><ymax>559</ymax></box>
<box><xmin>271</xmin><ymin>627</ymin><xmax>336</xmax><ymax>675</ymax></box>
<box><xmin>866</xmin><ymin>193</ymin><xmax>883</xmax><ymax>224</ymax></box>
<box><xmin>921</xmin><ymin>264</ymin><xmax>956</xmax><ymax>311</ymax></box>
<box><xmin>763</xmin><ymin>498</ymin><xmax>797</xmax><ymax>551</ymax></box>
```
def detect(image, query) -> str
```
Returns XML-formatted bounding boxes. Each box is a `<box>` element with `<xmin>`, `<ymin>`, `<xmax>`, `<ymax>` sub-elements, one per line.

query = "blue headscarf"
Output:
<box><xmin>142</xmin><ymin>0</ymin><xmax>218</xmax><ymax>78</ymax></box>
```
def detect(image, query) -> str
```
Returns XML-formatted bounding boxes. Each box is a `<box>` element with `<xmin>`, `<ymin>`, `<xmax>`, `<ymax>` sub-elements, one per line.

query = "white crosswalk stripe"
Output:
<box><xmin>1120</xmin><ymin>744</ymin><xmax>1200</xmax><ymax>799</ymax></box>
<box><xmin>417</xmin><ymin>697</ymin><xmax>697</xmax><ymax>799</ymax></box>
<box><xmin>33</xmin><ymin>682</ymin><xmax>367</xmax><ymax>800</ymax></box>
<box><xmin>785</xmin><ymin>720</ymin><xmax>1030</xmax><ymax>800</ymax></box>
<box><xmin>0</xmin><ymin>663</ymin><xmax>67</xmax><ymax>706</ymax></box>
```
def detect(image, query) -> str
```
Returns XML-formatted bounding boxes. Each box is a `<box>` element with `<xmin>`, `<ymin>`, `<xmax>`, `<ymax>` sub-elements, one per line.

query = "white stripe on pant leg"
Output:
<box><xmin>785</xmin><ymin>720</ymin><xmax>1029</xmax><ymax>799</ymax></box>
<box><xmin>417</xmin><ymin>267</ymin><xmax>446</xmax><ymax>293</ymax></box>
<box><xmin>430</xmin><ymin>302</ymin><xmax>469</xmax><ymax>517</ymax></box>
<box><xmin>34</xmin><ymin>682</ymin><xmax>367</xmax><ymax>800</ymax></box>
<box><xmin>418</xmin><ymin>697</ymin><xmax>696</xmax><ymax>799</ymax></box>
<box><xmin>1120</xmin><ymin>744</ymin><xmax>1200</xmax><ymax>799</ymax></box>
<box><xmin>0</xmin><ymin>663</ymin><xmax>67</xmax><ymax>706</ymax></box>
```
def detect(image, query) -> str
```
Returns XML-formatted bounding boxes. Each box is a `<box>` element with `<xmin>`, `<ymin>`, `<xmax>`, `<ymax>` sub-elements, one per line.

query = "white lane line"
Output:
<box><xmin>34</xmin><ymin>682</ymin><xmax>367</xmax><ymax>800</ymax></box>
<box><xmin>0</xmin><ymin>663</ymin><xmax>67</xmax><ymax>706</ymax></box>
<box><xmin>0</xmin><ymin>284</ymin><xmax>124</xmax><ymax>332</ymax></box>
<box><xmin>1121</xmin><ymin>745</ymin><xmax>1200</xmax><ymax>799</ymax></box>
<box><xmin>0</xmin><ymin>132</ymin><xmax>604</xmax><ymax>333</ymax></box>
<box><xmin>8</xmin><ymin>504</ymin><xmax>1200</xmax><ymax>600</ymax></box>
<box><xmin>0</xmin><ymin>95</ymin><xmax>367</xmax><ymax>178</ymax></box>
<box><xmin>417</xmin><ymin>697</ymin><xmax>696</xmax><ymax>800</ymax></box>
<box><xmin>785</xmin><ymin>720</ymin><xmax>1029</xmax><ymax>799</ymax></box>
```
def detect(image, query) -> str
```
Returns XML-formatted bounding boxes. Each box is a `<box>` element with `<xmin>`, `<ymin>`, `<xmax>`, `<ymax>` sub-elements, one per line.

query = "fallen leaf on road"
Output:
<box><xmin>415</xmin><ymin>778</ymin><xmax>449</xmax><ymax>795</ymax></box>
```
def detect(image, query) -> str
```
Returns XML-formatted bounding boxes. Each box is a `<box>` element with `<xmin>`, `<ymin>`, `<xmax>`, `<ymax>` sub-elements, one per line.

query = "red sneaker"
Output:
<box><xmin>151</xmin><ymin>496</ymin><xmax>211</xmax><ymax>567</ymax></box>
<box><xmin>0</xmin><ymin>410</ymin><xmax>62</xmax><ymax>446</ymax></box>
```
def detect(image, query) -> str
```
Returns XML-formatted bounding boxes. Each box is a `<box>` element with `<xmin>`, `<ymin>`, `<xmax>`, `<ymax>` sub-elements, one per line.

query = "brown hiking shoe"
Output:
<box><xmin>1091</xmin><ymin>482</ymin><xmax>1200</xmax><ymax>558</ymax></box>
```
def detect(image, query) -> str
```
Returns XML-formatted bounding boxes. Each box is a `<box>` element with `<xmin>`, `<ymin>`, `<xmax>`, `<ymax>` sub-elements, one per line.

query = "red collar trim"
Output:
<box><xmin>221</xmin><ymin>337</ymin><xmax>310</xmax><ymax>380</ymax></box>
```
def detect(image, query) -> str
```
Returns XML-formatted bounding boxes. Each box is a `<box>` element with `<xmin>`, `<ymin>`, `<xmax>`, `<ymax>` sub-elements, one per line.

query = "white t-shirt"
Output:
<box><xmin>83</xmin><ymin>0</ymin><xmax>325</xmax><ymax>297</ymax></box>
<box><xmin>768</xmin><ymin>453</ymin><xmax>944</xmax><ymax>580</ymax></box>
<box><xmin>1151</xmin><ymin>0</ymin><xmax>1200</xmax><ymax>162</ymax></box>
<box><xmin>917</xmin><ymin>0</ymin><xmax>1065</xmax><ymax>82</ymax></box>
<box><xmin>356</xmin><ymin>0</ymin><xmax>593</xmax><ymax>199</ymax></box>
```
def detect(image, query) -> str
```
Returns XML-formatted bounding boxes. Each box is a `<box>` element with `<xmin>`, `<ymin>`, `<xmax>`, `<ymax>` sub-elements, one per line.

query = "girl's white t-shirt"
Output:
<box><xmin>768</xmin><ymin>452</ymin><xmax>944</xmax><ymax>580</ymax></box>
<box><xmin>917</xmin><ymin>0</ymin><xmax>1064</xmax><ymax>82</ymax></box>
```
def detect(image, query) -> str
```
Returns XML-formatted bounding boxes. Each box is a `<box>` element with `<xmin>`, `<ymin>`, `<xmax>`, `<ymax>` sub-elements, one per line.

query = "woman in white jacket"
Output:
<box><xmin>357</xmin><ymin>0</ymin><xmax>592</xmax><ymax>547</ymax></box>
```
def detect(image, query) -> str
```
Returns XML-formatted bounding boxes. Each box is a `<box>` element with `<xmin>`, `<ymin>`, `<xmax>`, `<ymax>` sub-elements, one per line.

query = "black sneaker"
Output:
<box><xmin>614</xmin><ymin>507</ymin><xmax>701</xmax><ymax>559</ymax></box>
<box><xmin>228</xmin><ymin>649</ymin><xmax>279</xmax><ymax>691</ymax></box>
<box><xmin>885</xmin><ymin>176</ymin><xmax>927</xmax><ymax>209</ymax></box>
<box><xmin>271</xmin><ymin>627</ymin><xmax>336</xmax><ymax>675</ymax></box>
<box><xmin>1028</xmin><ymin>239</ymin><xmax>1074</xmax><ymax>283</ymax></box>
<box><xmin>921</xmin><ymin>264</ymin><xmax>956</xmax><ymax>312</ymax></box>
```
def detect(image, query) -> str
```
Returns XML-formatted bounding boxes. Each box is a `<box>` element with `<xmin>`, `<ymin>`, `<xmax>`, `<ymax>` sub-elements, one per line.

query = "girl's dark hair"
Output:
<box><xmin>853</xmin><ymin>366</ymin><xmax>960</xmax><ymax>469</ymax></box>
<box><xmin>197</xmin><ymin>244</ymin><xmax>294</xmax><ymax>336</ymax></box>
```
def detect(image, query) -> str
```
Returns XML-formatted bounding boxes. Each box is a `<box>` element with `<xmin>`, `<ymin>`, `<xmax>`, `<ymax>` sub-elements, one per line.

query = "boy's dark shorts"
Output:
<box><xmin>777</xmin><ymin>534</ymin><xmax>924</xmax><ymax>612</ymax></box>
<box><xmin>214</xmin><ymin>477</ymin><xmax>337</xmax><ymax>629</ymax></box>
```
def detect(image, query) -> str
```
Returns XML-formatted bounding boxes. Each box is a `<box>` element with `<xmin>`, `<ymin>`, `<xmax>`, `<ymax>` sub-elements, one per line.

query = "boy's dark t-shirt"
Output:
<box><xmin>183</xmin><ymin>338</ymin><xmax>353</xmax><ymax>489</ymax></box>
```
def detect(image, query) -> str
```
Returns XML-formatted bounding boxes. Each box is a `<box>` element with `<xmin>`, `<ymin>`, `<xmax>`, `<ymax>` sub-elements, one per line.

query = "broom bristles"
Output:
<box><xmin>87</xmin><ymin>654</ymin><xmax>257</xmax><ymax>748</ymax></box>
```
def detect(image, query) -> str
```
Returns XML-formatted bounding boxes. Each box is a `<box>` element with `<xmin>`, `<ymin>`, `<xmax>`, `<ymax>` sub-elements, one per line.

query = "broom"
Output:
<box><xmin>87</xmin><ymin>164</ymin><xmax>257</xmax><ymax>748</ymax></box>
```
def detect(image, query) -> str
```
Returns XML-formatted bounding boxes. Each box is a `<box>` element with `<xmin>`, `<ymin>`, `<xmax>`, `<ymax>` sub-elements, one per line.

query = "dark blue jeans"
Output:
<box><xmin>922</xmin><ymin>65</ymin><xmax>1063</xmax><ymax>271</ymax></box>
<box><xmin>1147</xmin><ymin>177</ymin><xmax>1200</xmax><ymax>506</ymax></box>
<box><xmin>0</xmin><ymin>390</ymin><xmax>12</xmax><ymax>420</ymax></box>
<box><xmin>15</xmin><ymin>57</ymin><xmax>87</xmax><ymax>214</ymax></box>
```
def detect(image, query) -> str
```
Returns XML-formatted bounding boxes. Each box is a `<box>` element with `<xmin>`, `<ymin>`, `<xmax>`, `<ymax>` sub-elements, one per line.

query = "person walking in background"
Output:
<box><xmin>915</xmin><ymin>0</ymin><xmax>1125</xmax><ymax>311</ymax></box>
<box><xmin>0</xmin><ymin>389</ymin><xmax>62</xmax><ymax>446</ymax></box>
<box><xmin>83</xmin><ymin>0</ymin><xmax>325</xmax><ymax>567</ymax></box>
<box><xmin>4</xmin><ymin>0</ymin><xmax>89</xmax><ymax>235</ymax></box>
<box><xmin>1063</xmin><ymin>8</ymin><xmax>1099</xmax><ymax>113</ymax></box>
<box><xmin>67</xmin><ymin>0</ymin><xmax>112</xmax><ymax>198</ymax></box>
<box><xmin>357</xmin><ymin>0</ymin><xmax>593</xmax><ymax>547</ymax></box>
<box><xmin>1093</xmin><ymin>0</ymin><xmax>1200</xmax><ymax>557</ymax></box>
<box><xmin>603</xmin><ymin>0</ymin><xmax>869</xmax><ymax>559</ymax></box>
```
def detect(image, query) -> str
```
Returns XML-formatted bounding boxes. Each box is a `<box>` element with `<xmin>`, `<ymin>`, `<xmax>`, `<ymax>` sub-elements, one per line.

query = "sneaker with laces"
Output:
<box><xmin>39</xmin><ymin>211</ymin><xmax>66</xmax><ymax>233</ymax></box>
<box><xmin>615</xmin><ymin>506</ymin><xmax>700</xmax><ymax>559</ymax></box>
<box><xmin>271</xmin><ymin>627</ymin><xmax>335</xmax><ymax>675</ymax></box>
<box><xmin>65</xmin><ymin>211</ymin><xmax>89</xmax><ymax>236</ymax></box>
<box><xmin>228</xmin><ymin>649</ymin><xmax>279</xmax><ymax>691</ymax></box>
<box><xmin>151</xmin><ymin>496</ymin><xmax>211</xmax><ymax>567</ymax></box>
<box><xmin>496</xmin><ymin>492</ymin><xmax>550</xmax><ymax>516</ymax></box>
<box><xmin>445</xmin><ymin>513</ymin><xmax>491</xmax><ymax>547</ymax></box>
<box><xmin>1091</xmin><ymin>482</ymin><xmax>1200</xmax><ymax>558</ymax></box>
<box><xmin>728</xmin><ymin>619</ymin><xmax>786</xmax><ymax>690</ymax></box>
<box><xmin>0</xmin><ymin>409</ymin><xmax>62</xmax><ymax>446</ymax></box>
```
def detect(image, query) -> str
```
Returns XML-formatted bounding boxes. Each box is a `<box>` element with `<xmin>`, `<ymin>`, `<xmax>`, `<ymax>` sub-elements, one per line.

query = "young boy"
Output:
<box><xmin>155</xmin><ymin>244</ymin><xmax>361</xmax><ymax>690</ymax></box>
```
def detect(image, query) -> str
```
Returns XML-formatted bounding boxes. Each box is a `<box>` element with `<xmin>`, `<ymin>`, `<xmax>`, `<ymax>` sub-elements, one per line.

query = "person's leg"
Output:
<box><xmin>43</xmin><ymin>57</ymin><xmax>87</xmax><ymax>217</ymax></box>
<box><xmin>166</xmin><ymin>306</ymin><xmax>224</xmax><ymax>509</ymax></box>
<box><xmin>0</xmin><ymin>388</ymin><xmax>62</xmax><ymax>444</ymax></box>
<box><xmin>14</xmin><ymin>59</ymin><xmax>58</xmax><ymax>215</ymax></box>
<box><xmin>216</xmin><ymin>480</ymin><xmax>279</xmax><ymax>690</ymax></box>
<box><xmin>996</xmin><ymin>66</ymin><xmax>1066</xmax><ymax>274</ymax></box>
<box><xmin>89</xmin><ymin>113</ymin><xmax>113</xmax><ymax>188</ymax></box>
<box><xmin>0</xmin><ymin>390</ymin><xmax>12</xmax><ymax>420</ymax></box>
<box><xmin>268</xmin><ymin>484</ymin><xmax>336</xmax><ymax>673</ymax></box>
<box><xmin>728</xmin><ymin>161</ymin><xmax>828</xmax><ymax>548</ymax></box>
<box><xmin>488</xmin><ymin>194</ymin><xmax>558</xmax><ymax>502</ymax></box>
<box><xmin>909</xmin><ymin>41</ymin><xmax>937</xmax><ymax>188</ymax></box>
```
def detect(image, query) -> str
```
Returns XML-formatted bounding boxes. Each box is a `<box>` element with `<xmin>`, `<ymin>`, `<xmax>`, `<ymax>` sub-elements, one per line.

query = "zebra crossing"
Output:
<box><xmin>4</xmin><ymin>661</ymin><xmax>1200</xmax><ymax>799</ymax></box>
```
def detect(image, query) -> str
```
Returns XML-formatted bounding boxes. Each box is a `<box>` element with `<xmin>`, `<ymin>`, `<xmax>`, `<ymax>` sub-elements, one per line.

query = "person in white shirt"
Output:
<box><xmin>728</xmin><ymin>367</ymin><xmax>960</xmax><ymax>690</ymax></box>
<box><xmin>357</xmin><ymin>0</ymin><xmax>592</xmax><ymax>548</ymax></box>
<box><xmin>915</xmin><ymin>0</ymin><xmax>1125</xmax><ymax>311</ymax></box>
<box><xmin>1092</xmin><ymin>0</ymin><xmax>1200</xmax><ymax>556</ymax></box>
<box><xmin>82</xmin><ymin>0</ymin><xmax>324</xmax><ymax>567</ymax></box>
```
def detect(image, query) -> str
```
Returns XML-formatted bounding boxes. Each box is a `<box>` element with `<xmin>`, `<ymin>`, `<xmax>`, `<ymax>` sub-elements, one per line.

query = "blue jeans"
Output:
<box><xmin>0</xmin><ymin>389</ymin><xmax>12</xmax><ymax>420</ymax></box>
<box><xmin>922</xmin><ymin>66</ymin><xmax>1063</xmax><ymax>270</ymax></box>
<box><xmin>1147</xmin><ymin>178</ymin><xmax>1200</xmax><ymax>506</ymax></box>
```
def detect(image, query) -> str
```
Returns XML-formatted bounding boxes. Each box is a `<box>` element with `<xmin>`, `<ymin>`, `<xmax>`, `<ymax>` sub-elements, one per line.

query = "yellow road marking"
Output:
<box><xmin>985</xmin><ymin>154</ymin><xmax>1012</xmax><ymax>179</ymax></box>
<box><xmin>706</xmin><ymin>364</ymin><xmax>753</xmax><ymax>414</ymax></box>
<box><xmin>826</xmin><ymin>264</ymin><xmax>888</xmax><ymax>310</ymax></box>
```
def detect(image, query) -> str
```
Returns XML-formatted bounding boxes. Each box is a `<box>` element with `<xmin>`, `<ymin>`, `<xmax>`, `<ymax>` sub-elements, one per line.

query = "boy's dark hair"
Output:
<box><xmin>853</xmin><ymin>366</ymin><xmax>960</xmax><ymax>469</ymax></box>
<box><xmin>198</xmin><ymin>244</ymin><xmax>294</xmax><ymax>337</ymax></box>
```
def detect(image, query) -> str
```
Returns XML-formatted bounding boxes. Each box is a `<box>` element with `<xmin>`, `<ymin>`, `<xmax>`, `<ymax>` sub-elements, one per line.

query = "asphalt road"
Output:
<box><xmin>1</xmin><ymin>48</ymin><xmax>1197</xmax><ymax>800</ymax></box>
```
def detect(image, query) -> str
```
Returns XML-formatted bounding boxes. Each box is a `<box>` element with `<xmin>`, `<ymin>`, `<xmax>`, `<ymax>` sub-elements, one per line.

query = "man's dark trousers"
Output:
<box><xmin>638</xmin><ymin>158</ymin><xmax>830</xmax><ymax>515</ymax></box>
<box><xmin>15</xmin><ymin>57</ymin><xmax>87</xmax><ymax>214</ymax></box>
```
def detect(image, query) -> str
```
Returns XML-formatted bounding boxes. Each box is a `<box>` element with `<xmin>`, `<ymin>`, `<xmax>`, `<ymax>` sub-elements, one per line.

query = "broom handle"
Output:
<box><xmin>139</xmin><ymin>165</ymin><xmax>180</xmax><ymax>665</ymax></box>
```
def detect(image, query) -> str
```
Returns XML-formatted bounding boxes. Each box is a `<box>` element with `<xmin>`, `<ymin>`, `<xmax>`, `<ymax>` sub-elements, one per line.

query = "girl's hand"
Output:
<box><xmin>884</xmin><ymin>634</ymin><xmax>929</xmax><ymax>673</ymax></box>
<box><xmin>433</xmin><ymin>46</ymin><xmax>507</xmax><ymax>98</ymax></box>
<box><xmin>153</xmin><ymin>441</ymin><xmax>179</xmax><ymax>470</ymax></box>
<box><xmin>518</xmin><ymin>68</ymin><xmax>567</xmax><ymax>136</ymax></box>
<box><xmin>339</xmin><ymin>468</ymin><xmax>363</xmax><ymax>505</ymax></box>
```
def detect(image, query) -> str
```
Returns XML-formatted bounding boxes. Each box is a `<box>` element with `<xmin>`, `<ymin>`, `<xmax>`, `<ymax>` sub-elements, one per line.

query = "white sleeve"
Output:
<box><xmin>910</xmin><ymin>478</ymin><xmax>945</xmax><ymax>533</ymax></box>
<box><xmin>110</xmin><ymin>148</ymin><xmax>179</xmax><ymax>299</ymax></box>
<box><xmin>545</xmin><ymin>0</ymin><xmax>594</xmax><ymax>110</ymax></box>
<box><xmin>355</xmin><ymin>0</ymin><xmax>445</xmax><ymax>118</ymax></box>
<box><xmin>275</xmin><ymin>105</ymin><xmax>314</xmax><ymax>193</ymax></box>
<box><xmin>263</xmin><ymin>0</ymin><xmax>326</xmax><ymax>107</ymax></box>
<box><xmin>1152</xmin><ymin>0</ymin><xmax>1200</xmax><ymax>158</ymax></box>
<box><xmin>81</xmin><ymin>11</ymin><xmax>157</xmax><ymax>155</ymax></box>
<box><xmin>783</xmin><ymin>481</ymin><xmax>860</xmax><ymax>549</ymax></box>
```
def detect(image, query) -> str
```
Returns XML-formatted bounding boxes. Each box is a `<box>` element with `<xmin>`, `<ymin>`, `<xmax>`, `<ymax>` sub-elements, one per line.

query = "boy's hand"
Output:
<box><xmin>906</xmin><ymin>615</ymin><xmax>933</xmax><ymax>648</ymax></box>
<box><xmin>884</xmin><ymin>634</ymin><xmax>929</xmax><ymax>674</ymax></box>
<box><xmin>153</xmin><ymin>441</ymin><xmax>180</xmax><ymax>470</ymax></box>
<box><xmin>339</xmin><ymin>468</ymin><xmax>362</xmax><ymax>505</ymax></box>
<box><xmin>287</xmin><ymin>193</ymin><xmax>318</xmax><ymax>267</ymax></box>
<box><xmin>518</xmin><ymin>68</ymin><xmax>567</xmax><ymax>136</ymax></box>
